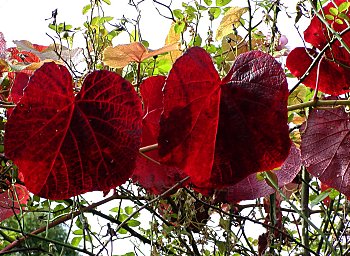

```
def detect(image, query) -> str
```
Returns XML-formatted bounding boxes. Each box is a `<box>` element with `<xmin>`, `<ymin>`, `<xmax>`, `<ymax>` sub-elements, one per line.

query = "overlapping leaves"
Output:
<box><xmin>286</xmin><ymin>0</ymin><xmax>350</xmax><ymax>95</ymax></box>
<box><xmin>5</xmin><ymin>46</ymin><xmax>292</xmax><ymax>201</ymax></box>
<box><xmin>159</xmin><ymin>47</ymin><xmax>291</xmax><ymax>190</ymax></box>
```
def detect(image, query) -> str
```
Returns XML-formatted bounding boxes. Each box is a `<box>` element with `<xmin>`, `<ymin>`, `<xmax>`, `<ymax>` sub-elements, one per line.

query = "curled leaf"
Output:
<box><xmin>103</xmin><ymin>42</ymin><xmax>179</xmax><ymax>68</ymax></box>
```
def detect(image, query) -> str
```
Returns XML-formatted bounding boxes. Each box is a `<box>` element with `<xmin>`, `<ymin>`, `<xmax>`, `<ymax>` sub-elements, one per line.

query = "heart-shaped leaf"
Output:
<box><xmin>5</xmin><ymin>62</ymin><xmax>142</xmax><ymax>199</ymax></box>
<box><xmin>301</xmin><ymin>106</ymin><xmax>350</xmax><ymax>197</ymax></box>
<box><xmin>158</xmin><ymin>47</ymin><xmax>221</xmax><ymax>185</ymax></box>
<box><xmin>159</xmin><ymin>48</ymin><xmax>290</xmax><ymax>189</ymax></box>
<box><xmin>210</xmin><ymin>50</ymin><xmax>291</xmax><ymax>187</ymax></box>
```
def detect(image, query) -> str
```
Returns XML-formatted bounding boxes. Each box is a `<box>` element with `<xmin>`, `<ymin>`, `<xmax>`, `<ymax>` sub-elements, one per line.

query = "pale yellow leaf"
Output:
<box><xmin>162</xmin><ymin>22</ymin><xmax>182</xmax><ymax>63</ymax></box>
<box><xmin>215</xmin><ymin>7</ymin><xmax>248</xmax><ymax>41</ymax></box>
<box><xmin>25</xmin><ymin>59</ymin><xmax>63</xmax><ymax>71</ymax></box>
<box><xmin>103</xmin><ymin>42</ymin><xmax>180</xmax><ymax>68</ymax></box>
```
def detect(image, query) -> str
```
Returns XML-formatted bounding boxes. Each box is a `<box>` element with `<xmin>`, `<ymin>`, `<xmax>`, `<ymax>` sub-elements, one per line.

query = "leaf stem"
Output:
<box><xmin>288</xmin><ymin>99</ymin><xmax>350</xmax><ymax>111</ymax></box>
<box><xmin>264</xmin><ymin>174</ymin><xmax>338</xmax><ymax>255</ymax></box>
<box><xmin>301</xmin><ymin>168</ymin><xmax>310</xmax><ymax>256</ymax></box>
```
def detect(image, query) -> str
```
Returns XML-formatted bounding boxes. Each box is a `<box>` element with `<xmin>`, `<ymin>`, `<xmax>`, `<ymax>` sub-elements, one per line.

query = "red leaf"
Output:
<box><xmin>301</xmin><ymin>106</ymin><xmax>350</xmax><ymax>197</ymax></box>
<box><xmin>286</xmin><ymin>47</ymin><xmax>350</xmax><ymax>95</ymax></box>
<box><xmin>133</xmin><ymin>76</ymin><xmax>186</xmax><ymax>194</ymax></box>
<box><xmin>8</xmin><ymin>72</ymin><xmax>30</xmax><ymax>102</ymax></box>
<box><xmin>286</xmin><ymin>0</ymin><xmax>350</xmax><ymax>95</ymax></box>
<box><xmin>0</xmin><ymin>185</ymin><xmax>29</xmax><ymax>222</ymax></box>
<box><xmin>5</xmin><ymin>62</ymin><xmax>142</xmax><ymax>199</ymax></box>
<box><xmin>158</xmin><ymin>47</ymin><xmax>221</xmax><ymax>185</ymax></box>
<box><xmin>7</xmin><ymin>47</ymin><xmax>40</xmax><ymax>63</ymax></box>
<box><xmin>210</xmin><ymin>51</ymin><xmax>291</xmax><ymax>187</ymax></box>
<box><xmin>216</xmin><ymin>144</ymin><xmax>301</xmax><ymax>202</ymax></box>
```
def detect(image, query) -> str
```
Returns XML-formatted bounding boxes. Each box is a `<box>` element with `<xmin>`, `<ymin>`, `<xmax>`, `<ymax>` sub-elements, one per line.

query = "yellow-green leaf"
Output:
<box><xmin>215</xmin><ymin>6</ymin><xmax>248</xmax><ymax>41</ymax></box>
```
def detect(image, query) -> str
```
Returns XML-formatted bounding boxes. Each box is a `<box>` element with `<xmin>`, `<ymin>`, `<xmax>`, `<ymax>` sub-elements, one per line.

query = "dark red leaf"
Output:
<box><xmin>215</xmin><ymin>144</ymin><xmax>301</xmax><ymax>202</ymax></box>
<box><xmin>158</xmin><ymin>47</ymin><xmax>221</xmax><ymax>185</ymax></box>
<box><xmin>5</xmin><ymin>62</ymin><xmax>142</xmax><ymax>199</ymax></box>
<box><xmin>286</xmin><ymin>0</ymin><xmax>350</xmax><ymax>95</ymax></box>
<box><xmin>0</xmin><ymin>185</ymin><xmax>29</xmax><ymax>222</ymax></box>
<box><xmin>301</xmin><ymin>106</ymin><xmax>350</xmax><ymax>197</ymax></box>
<box><xmin>209</xmin><ymin>51</ymin><xmax>291</xmax><ymax>188</ymax></box>
<box><xmin>133</xmin><ymin>76</ymin><xmax>186</xmax><ymax>194</ymax></box>
<box><xmin>8</xmin><ymin>72</ymin><xmax>30</xmax><ymax>103</ymax></box>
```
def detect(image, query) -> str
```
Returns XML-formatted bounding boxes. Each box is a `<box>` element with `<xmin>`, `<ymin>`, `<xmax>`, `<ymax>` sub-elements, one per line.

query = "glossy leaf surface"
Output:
<box><xmin>5</xmin><ymin>62</ymin><xmax>142</xmax><ymax>199</ymax></box>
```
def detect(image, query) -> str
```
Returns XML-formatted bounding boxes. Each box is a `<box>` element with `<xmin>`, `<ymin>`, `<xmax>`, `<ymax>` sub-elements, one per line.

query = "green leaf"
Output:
<box><xmin>102</xmin><ymin>0</ymin><xmax>111</xmax><ymax>5</ymax></box>
<box><xmin>125</xmin><ymin>206</ymin><xmax>133</xmax><ymax>215</ymax></box>
<box><xmin>338</xmin><ymin>12</ymin><xmax>350</xmax><ymax>21</ymax></box>
<box><xmin>118</xmin><ymin>228</ymin><xmax>128</xmax><ymax>235</ymax></box>
<box><xmin>82</xmin><ymin>4</ymin><xmax>91</xmax><ymax>14</ymax></box>
<box><xmin>110</xmin><ymin>206</ymin><xmax>121</xmax><ymax>213</ymax></box>
<box><xmin>127</xmin><ymin>219</ymin><xmax>141</xmax><ymax>227</ymax></box>
<box><xmin>325</xmin><ymin>14</ymin><xmax>335</xmax><ymax>21</ymax></box>
<box><xmin>339</xmin><ymin>2</ymin><xmax>350</xmax><ymax>13</ymax></box>
<box><xmin>73</xmin><ymin>229</ymin><xmax>84</xmax><ymax>235</ymax></box>
<box><xmin>173</xmin><ymin>9</ymin><xmax>184</xmax><ymax>19</ymax></box>
<box><xmin>329</xmin><ymin>7</ymin><xmax>339</xmax><ymax>16</ymax></box>
<box><xmin>335</xmin><ymin>18</ymin><xmax>344</xmax><ymax>24</ymax></box>
<box><xmin>192</xmin><ymin>35</ymin><xmax>202</xmax><ymax>46</ymax></box>
<box><xmin>329</xmin><ymin>188</ymin><xmax>340</xmax><ymax>200</ymax></box>
<box><xmin>209</xmin><ymin>7</ymin><xmax>221</xmax><ymax>19</ymax></box>
<box><xmin>216</xmin><ymin>0</ymin><xmax>232</xmax><ymax>7</ymax></box>
<box><xmin>71</xmin><ymin>236</ymin><xmax>82</xmax><ymax>247</ymax></box>
<box><xmin>174</xmin><ymin>21</ymin><xmax>186</xmax><ymax>33</ymax></box>
<box><xmin>204</xmin><ymin>0</ymin><xmax>213</xmax><ymax>6</ymax></box>
<box><xmin>310</xmin><ymin>191</ymin><xmax>331</xmax><ymax>208</ymax></box>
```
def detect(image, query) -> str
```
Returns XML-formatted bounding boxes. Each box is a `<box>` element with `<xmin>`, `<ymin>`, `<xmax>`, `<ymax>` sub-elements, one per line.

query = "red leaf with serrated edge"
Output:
<box><xmin>5</xmin><ymin>62</ymin><xmax>142</xmax><ymax>199</ymax></box>
<box><xmin>0</xmin><ymin>185</ymin><xmax>29</xmax><ymax>222</ymax></box>
<box><xmin>158</xmin><ymin>47</ymin><xmax>221</xmax><ymax>185</ymax></box>
<box><xmin>133</xmin><ymin>76</ymin><xmax>185</xmax><ymax>194</ymax></box>
<box><xmin>286</xmin><ymin>0</ymin><xmax>350</xmax><ymax>95</ymax></box>
<box><xmin>215</xmin><ymin>144</ymin><xmax>301</xmax><ymax>202</ymax></box>
<box><xmin>301</xmin><ymin>106</ymin><xmax>350</xmax><ymax>197</ymax></box>
<box><xmin>208</xmin><ymin>51</ymin><xmax>291</xmax><ymax>188</ymax></box>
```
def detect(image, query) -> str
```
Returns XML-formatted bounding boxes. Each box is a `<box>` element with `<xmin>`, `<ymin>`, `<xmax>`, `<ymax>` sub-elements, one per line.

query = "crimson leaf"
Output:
<box><xmin>158</xmin><ymin>47</ymin><xmax>221</xmax><ymax>185</ymax></box>
<box><xmin>286</xmin><ymin>0</ymin><xmax>350</xmax><ymax>95</ymax></box>
<box><xmin>0</xmin><ymin>185</ymin><xmax>29</xmax><ymax>222</ymax></box>
<box><xmin>5</xmin><ymin>62</ymin><xmax>142</xmax><ymax>199</ymax></box>
<box><xmin>133</xmin><ymin>76</ymin><xmax>186</xmax><ymax>194</ymax></box>
<box><xmin>209</xmin><ymin>50</ymin><xmax>291</xmax><ymax>188</ymax></box>
<box><xmin>301</xmin><ymin>106</ymin><xmax>350</xmax><ymax>197</ymax></box>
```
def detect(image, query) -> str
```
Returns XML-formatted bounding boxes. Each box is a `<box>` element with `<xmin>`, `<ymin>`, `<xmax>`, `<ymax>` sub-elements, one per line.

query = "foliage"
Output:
<box><xmin>1</xmin><ymin>0</ymin><xmax>350</xmax><ymax>255</ymax></box>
